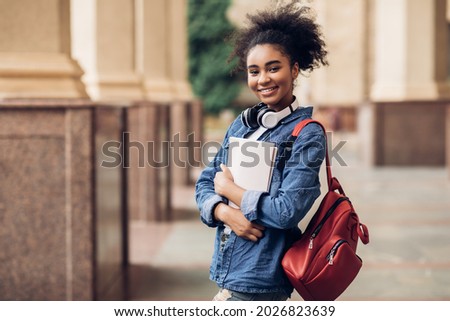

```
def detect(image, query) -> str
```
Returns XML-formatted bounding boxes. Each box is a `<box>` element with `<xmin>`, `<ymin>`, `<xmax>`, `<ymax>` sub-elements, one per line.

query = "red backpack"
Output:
<box><xmin>282</xmin><ymin>119</ymin><xmax>370</xmax><ymax>301</ymax></box>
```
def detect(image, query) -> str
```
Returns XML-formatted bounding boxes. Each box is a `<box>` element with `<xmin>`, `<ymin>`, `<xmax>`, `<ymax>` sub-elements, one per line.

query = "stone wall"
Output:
<box><xmin>359</xmin><ymin>101</ymin><xmax>448</xmax><ymax>166</ymax></box>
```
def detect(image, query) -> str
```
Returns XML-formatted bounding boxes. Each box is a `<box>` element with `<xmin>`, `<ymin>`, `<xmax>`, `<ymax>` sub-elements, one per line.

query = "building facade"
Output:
<box><xmin>229</xmin><ymin>0</ymin><xmax>450</xmax><ymax>167</ymax></box>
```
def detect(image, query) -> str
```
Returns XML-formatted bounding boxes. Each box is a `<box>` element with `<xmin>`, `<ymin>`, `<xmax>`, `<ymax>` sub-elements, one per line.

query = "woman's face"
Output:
<box><xmin>246</xmin><ymin>44</ymin><xmax>299</xmax><ymax>111</ymax></box>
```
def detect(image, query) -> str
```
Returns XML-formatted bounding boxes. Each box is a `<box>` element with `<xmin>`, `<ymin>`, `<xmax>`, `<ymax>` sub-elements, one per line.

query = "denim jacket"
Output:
<box><xmin>195</xmin><ymin>106</ymin><xmax>326</xmax><ymax>295</ymax></box>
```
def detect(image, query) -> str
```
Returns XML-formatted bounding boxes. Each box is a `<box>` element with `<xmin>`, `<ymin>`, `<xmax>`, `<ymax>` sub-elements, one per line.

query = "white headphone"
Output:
<box><xmin>241</xmin><ymin>99</ymin><xmax>298</xmax><ymax>129</ymax></box>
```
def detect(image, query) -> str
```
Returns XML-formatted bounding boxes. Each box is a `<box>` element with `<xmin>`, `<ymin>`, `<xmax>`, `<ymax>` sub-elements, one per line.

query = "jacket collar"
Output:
<box><xmin>280</xmin><ymin>105</ymin><xmax>313</xmax><ymax>125</ymax></box>
<box><xmin>267</xmin><ymin>96</ymin><xmax>313</xmax><ymax>126</ymax></box>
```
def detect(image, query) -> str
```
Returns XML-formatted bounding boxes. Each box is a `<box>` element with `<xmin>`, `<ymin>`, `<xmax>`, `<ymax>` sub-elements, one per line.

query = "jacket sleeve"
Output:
<box><xmin>195</xmin><ymin>123</ymin><xmax>234</xmax><ymax>228</ymax></box>
<box><xmin>240</xmin><ymin>123</ymin><xmax>326</xmax><ymax>229</ymax></box>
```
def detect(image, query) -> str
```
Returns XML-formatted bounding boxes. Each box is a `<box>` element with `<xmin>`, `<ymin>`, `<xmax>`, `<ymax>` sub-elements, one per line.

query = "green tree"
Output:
<box><xmin>188</xmin><ymin>0</ymin><xmax>241</xmax><ymax>115</ymax></box>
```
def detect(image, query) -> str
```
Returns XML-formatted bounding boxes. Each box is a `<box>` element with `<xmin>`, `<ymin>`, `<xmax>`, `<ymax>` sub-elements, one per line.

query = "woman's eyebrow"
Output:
<box><xmin>265</xmin><ymin>60</ymin><xmax>282</xmax><ymax>66</ymax></box>
<box><xmin>247</xmin><ymin>60</ymin><xmax>282</xmax><ymax>69</ymax></box>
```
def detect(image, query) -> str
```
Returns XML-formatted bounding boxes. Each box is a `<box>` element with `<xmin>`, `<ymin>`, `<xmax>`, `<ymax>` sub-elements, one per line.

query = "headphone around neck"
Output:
<box><xmin>241</xmin><ymin>102</ymin><xmax>294</xmax><ymax>129</ymax></box>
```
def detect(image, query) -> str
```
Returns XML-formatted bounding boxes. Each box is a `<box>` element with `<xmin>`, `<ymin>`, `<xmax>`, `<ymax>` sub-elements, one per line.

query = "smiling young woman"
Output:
<box><xmin>195</xmin><ymin>1</ymin><xmax>328</xmax><ymax>301</ymax></box>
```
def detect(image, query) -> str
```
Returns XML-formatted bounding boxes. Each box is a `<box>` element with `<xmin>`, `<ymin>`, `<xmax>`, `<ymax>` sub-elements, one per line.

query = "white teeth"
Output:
<box><xmin>260</xmin><ymin>88</ymin><xmax>275</xmax><ymax>93</ymax></box>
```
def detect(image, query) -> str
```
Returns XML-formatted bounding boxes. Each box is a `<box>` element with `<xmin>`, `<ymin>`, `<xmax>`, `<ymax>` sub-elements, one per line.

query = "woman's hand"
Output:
<box><xmin>214</xmin><ymin>164</ymin><xmax>245</xmax><ymax>207</ymax></box>
<box><xmin>214</xmin><ymin>164</ymin><xmax>234</xmax><ymax>195</ymax></box>
<box><xmin>214</xmin><ymin>203</ymin><xmax>265</xmax><ymax>242</ymax></box>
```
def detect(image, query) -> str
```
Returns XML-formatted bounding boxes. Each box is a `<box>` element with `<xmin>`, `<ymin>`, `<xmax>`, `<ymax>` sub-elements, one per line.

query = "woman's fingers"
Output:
<box><xmin>219</xmin><ymin>163</ymin><xmax>234</xmax><ymax>180</ymax></box>
<box><xmin>238</xmin><ymin>224</ymin><xmax>264</xmax><ymax>241</ymax></box>
<box><xmin>252</xmin><ymin>223</ymin><xmax>265</xmax><ymax>231</ymax></box>
<box><xmin>220</xmin><ymin>205</ymin><xmax>265</xmax><ymax>242</ymax></box>
<box><xmin>250</xmin><ymin>226</ymin><xmax>264</xmax><ymax>240</ymax></box>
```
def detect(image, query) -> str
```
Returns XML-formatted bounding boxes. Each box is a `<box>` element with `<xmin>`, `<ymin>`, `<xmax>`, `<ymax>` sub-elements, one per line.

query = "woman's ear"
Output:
<box><xmin>292</xmin><ymin>62</ymin><xmax>300</xmax><ymax>79</ymax></box>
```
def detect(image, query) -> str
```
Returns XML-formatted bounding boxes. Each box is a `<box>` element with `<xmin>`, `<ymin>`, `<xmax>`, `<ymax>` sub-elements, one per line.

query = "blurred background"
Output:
<box><xmin>0</xmin><ymin>0</ymin><xmax>449</xmax><ymax>301</ymax></box>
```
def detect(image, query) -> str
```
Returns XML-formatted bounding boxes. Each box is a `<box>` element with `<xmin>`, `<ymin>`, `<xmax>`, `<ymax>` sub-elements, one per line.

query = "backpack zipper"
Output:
<box><xmin>308</xmin><ymin>197</ymin><xmax>349</xmax><ymax>249</ymax></box>
<box><xmin>326</xmin><ymin>239</ymin><xmax>348</xmax><ymax>265</ymax></box>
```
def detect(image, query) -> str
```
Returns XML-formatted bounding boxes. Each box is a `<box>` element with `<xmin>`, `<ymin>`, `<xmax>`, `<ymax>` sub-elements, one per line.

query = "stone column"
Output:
<box><xmin>364</xmin><ymin>0</ymin><xmax>449</xmax><ymax>166</ymax></box>
<box><xmin>447</xmin><ymin>2</ymin><xmax>450</xmax><ymax>177</ymax></box>
<box><xmin>71</xmin><ymin>0</ymin><xmax>145</xmax><ymax>101</ymax></box>
<box><xmin>125</xmin><ymin>102</ymin><xmax>171</xmax><ymax>222</ymax></box>
<box><xmin>189</xmin><ymin>99</ymin><xmax>204</xmax><ymax>183</ymax></box>
<box><xmin>371</xmin><ymin>0</ymin><xmax>450</xmax><ymax>101</ymax></box>
<box><xmin>0</xmin><ymin>0</ymin><xmax>87</xmax><ymax>98</ymax></box>
<box><xmin>137</xmin><ymin>0</ymin><xmax>194</xmax><ymax>188</ymax></box>
<box><xmin>137</xmin><ymin>0</ymin><xmax>193</xmax><ymax>101</ymax></box>
<box><xmin>170</xmin><ymin>101</ymin><xmax>190</xmax><ymax>186</ymax></box>
<box><xmin>308</xmin><ymin>0</ymin><xmax>369</xmax><ymax>107</ymax></box>
<box><xmin>304</xmin><ymin>0</ymin><xmax>370</xmax><ymax>132</ymax></box>
<box><xmin>168</xmin><ymin>0</ymin><xmax>194</xmax><ymax>186</ymax></box>
<box><xmin>168</xmin><ymin>0</ymin><xmax>193</xmax><ymax>101</ymax></box>
<box><xmin>138</xmin><ymin>0</ymin><xmax>174</xmax><ymax>102</ymax></box>
<box><xmin>447</xmin><ymin>106</ymin><xmax>450</xmax><ymax>178</ymax></box>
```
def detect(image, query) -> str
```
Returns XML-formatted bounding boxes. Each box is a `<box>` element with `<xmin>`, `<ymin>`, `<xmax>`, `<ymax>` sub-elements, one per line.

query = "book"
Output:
<box><xmin>226</xmin><ymin>137</ymin><xmax>278</xmax><ymax>207</ymax></box>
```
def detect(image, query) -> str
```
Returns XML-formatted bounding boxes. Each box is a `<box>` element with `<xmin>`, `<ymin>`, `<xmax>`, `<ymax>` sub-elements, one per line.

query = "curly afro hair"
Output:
<box><xmin>228</xmin><ymin>1</ymin><xmax>328</xmax><ymax>74</ymax></box>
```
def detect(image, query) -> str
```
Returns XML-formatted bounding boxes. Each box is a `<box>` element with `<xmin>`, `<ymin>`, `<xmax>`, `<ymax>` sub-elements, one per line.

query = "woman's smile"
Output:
<box><xmin>258</xmin><ymin>86</ymin><xmax>279</xmax><ymax>95</ymax></box>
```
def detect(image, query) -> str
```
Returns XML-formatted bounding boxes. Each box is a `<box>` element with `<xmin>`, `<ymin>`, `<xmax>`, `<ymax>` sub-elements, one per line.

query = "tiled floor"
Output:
<box><xmin>127</xmin><ymin>133</ymin><xmax>450</xmax><ymax>301</ymax></box>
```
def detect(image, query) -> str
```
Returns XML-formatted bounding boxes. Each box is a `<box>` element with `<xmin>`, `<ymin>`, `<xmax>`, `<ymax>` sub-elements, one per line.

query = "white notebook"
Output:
<box><xmin>227</xmin><ymin>137</ymin><xmax>278</xmax><ymax>204</ymax></box>
<box><xmin>222</xmin><ymin>137</ymin><xmax>277</xmax><ymax>234</ymax></box>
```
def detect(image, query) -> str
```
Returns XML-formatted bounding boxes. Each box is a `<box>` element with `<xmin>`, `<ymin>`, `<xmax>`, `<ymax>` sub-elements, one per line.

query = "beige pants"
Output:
<box><xmin>212</xmin><ymin>288</ymin><xmax>233</xmax><ymax>301</ymax></box>
<box><xmin>213</xmin><ymin>288</ymin><xmax>289</xmax><ymax>301</ymax></box>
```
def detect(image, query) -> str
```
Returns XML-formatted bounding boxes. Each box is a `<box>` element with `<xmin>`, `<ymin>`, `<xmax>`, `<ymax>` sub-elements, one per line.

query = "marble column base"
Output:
<box><xmin>0</xmin><ymin>100</ymin><xmax>127</xmax><ymax>300</ymax></box>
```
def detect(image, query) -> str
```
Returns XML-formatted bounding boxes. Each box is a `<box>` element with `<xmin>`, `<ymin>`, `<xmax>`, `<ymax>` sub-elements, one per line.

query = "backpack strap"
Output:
<box><xmin>290</xmin><ymin>119</ymin><xmax>341</xmax><ymax>194</ymax></box>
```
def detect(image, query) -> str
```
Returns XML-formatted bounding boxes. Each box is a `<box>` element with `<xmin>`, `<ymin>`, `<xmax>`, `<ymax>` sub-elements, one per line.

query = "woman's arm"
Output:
<box><xmin>195</xmin><ymin>148</ymin><xmax>227</xmax><ymax>227</ymax></box>
<box><xmin>195</xmin><ymin>118</ymin><xmax>266</xmax><ymax>241</ymax></box>
<box><xmin>196</xmin><ymin>150</ymin><xmax>265</xmax><ymax>241</ymax></box>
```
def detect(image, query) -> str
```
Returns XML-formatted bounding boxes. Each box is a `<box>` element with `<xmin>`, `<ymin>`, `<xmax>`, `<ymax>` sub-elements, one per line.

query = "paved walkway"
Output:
<box><xmin>127</xmin><ymin>132</ymin><xmax>450</xmax><ymax>301</ymax></box>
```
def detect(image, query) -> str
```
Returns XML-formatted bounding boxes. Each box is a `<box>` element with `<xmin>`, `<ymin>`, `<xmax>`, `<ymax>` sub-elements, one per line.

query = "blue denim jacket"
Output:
<box><xmin>195</xmin><ymin>106</ymin><xmax>326</xmax><ymax>295</ymax></box>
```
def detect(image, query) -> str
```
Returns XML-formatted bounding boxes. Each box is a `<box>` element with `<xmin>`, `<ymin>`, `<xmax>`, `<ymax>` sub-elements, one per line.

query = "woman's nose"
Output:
<box><xmin>258</xmin><ymin>72</ymin><xmax>270</xmax><ymax>85</ymax></box>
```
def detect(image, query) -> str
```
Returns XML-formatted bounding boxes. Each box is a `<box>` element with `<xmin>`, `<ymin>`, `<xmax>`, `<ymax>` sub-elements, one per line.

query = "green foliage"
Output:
<box><xmin>188</xmin><ymin>0</ymin><xmax>241</xmax><ymax>115</ymax></box>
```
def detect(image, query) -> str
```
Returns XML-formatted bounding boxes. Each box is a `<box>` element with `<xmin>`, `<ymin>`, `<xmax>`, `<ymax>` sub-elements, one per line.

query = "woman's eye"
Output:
<box><xmin>248</xmin><ymin>70</ymin><xmax>259</xmax><ymax>76</ymax></box>
<box><xmin>269</xmin><ymin>66</ymin><xmax>280</xmax><ymax>72</ymax></box>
